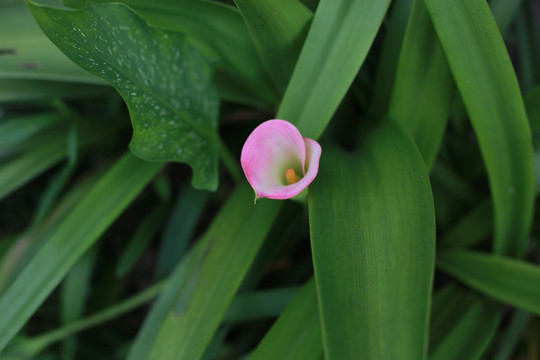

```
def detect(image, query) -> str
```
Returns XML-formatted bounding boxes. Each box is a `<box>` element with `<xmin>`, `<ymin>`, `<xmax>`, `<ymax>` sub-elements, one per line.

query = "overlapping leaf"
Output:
<box><xmin>28</xmin><ymin>1</ymin><xmax>221</xmax><ymax>189</ymax></box>
<box><xmin>425</xmin><ymin>0</ymin><xmax>535</xmax><ymax>257</ymax></box>
<box><xmin>309</xmin><ymin>122</ymin><xmax>435</xmax><ymax>359</ymax></box>
<box><xmin>0</xmin><ymin>154</ymin><xmax>162</xmax><ymax>351</ymax></box>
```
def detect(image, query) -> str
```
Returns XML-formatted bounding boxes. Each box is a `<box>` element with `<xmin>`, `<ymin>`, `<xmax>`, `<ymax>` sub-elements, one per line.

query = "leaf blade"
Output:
<box><xmin>425</xmin><ymin>0</ymin><xmax>535</xmax><ymax>257</ymax></box>
<box><xmin>309</xmin><ymin>122</ymin><xmax>436</xmax><ymax>359</ymax></box>
<box><xmin>250</xmin><ymin>279</ymin><xmax>322</xmax><ymax>360</ymax></box>
<box><xmin>437</xmin><ymin>249</ymin><xmax>540</xmax><ymax>315</ymax></box>
<box><xmin>0</xmin><ymin>153</ymin><xmax>162</xmax><ymax>351</ymax></box>
<box><xmin>278</xmin><ymin>0</ymin><xmax>391</xmax><ymax>138</ymax></box>
<box><xmin>387</xmin><ymin>0</ymin><xmax>454</xmax><ymax>168</ymax></box>
<box><xmin>233</xmin><ymin>0</ymin><xmax>312</xmax><ymax>93</ymax></box>
<box><xmin>27</xmin><ymin>1</ymin><xmax>221</xmax><ymax>189</ymax></box>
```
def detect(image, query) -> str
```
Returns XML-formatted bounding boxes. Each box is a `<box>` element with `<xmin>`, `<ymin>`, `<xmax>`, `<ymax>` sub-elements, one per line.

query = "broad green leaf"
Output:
<box><xmin>129</xmin><ymin>186</ymin><xmax>283</xmax><ymax>360</ymax></box>
<box><xmin>387</xmin><ymin>0</ymin><xmax>453</xmax><ymax>168</ymax></box>
<box><xmin>430</xmin><ymin>297</ymin><xmax>501</xmax><ymax>360</ymax></box>
<box><xmin>425</xmin><ymin>0</ymin><xmax>535</xmax><ymax>257</ymax></box>
<box><xmin>278</xmin><ymin>0</ymin><xmax>391</xmax><ymax>139</ymax></box>
<box><xmin>233</xmin><ymin>0</ymin><xmax>312</xmax><ymax>93</ymax></box>
<box><xmin>0</xmin><ymin>153</ymin><xmax>162</xmax><ymax>351</ymax></box>
<box><xmin>28</xmin><ymin>1</ymin><xmax>221</xmax><ymax>190</ymax></box>
<box><xmin>93</xmin><ymin>0</ymin><xmax>278</xmax><ymax>107</ymax></box>
<box><xmin>250</xmin><ymin>279</ymin><xmax>322</xmax><ymax>360</ymax></box>
<box><xmin>0</xmin><ymin>0</ymin><xmax>103</xmax><ymax>83</ymax></box>
<box><xmin>437</xmin><ymin>249</ymin><xmax>540</xmax><ymax>315</ymax></box>
<box><xmin>116</xmin><ymin>204</ymin><xmax>169</xmax><ymax>277</ymax></box>
<box><xmin>309</xmin><ymin>122</ymin><xmax>435</xmax><ymax>359</ymax></box>
<box><xmin>370</xmin><ymin>0</ymin><xmax>413</xmax><ymax>115</ymax></box>
<box><xmin>222</xmin><ymin>287</ymin><xmax>299</xmax><ymax>324</ymax></box>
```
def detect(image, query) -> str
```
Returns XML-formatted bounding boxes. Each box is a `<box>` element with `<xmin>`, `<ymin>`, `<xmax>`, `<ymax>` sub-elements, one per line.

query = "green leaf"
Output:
<box><xmin>490</xmin><ymin>309</ymin><xmax>531</xmax><ymax>360</ymax></box>
<box><xmin>490</xmin><ymin>0</ymin><xmax>523</xmax><ymax>36</ymax></box>
<box><xmin>222</xmin><ymin>287</ymin><xmax>299</xmax><ymax>324</ymax></box>
<box><xmin>429</xmin><ymin>283</ymin><xmax>474</xmax><ymax>351</ymax></box>
<box><xmin>0</xmin><ymin>79</ymin><xmax>112</xmax><ymax>103</ymax></box>
<box><xmin>0</xmin><ymin>153</ymin><xmax>162</xmax><ymax>352</ymax></box>
<box><xmin>93</xmin><ymin>0</ymin><xmax>278</xmax><ymax>107</ymax></box>
<box><xmin>438</xmin><ymin>199</ymin><xmax>492</xmax><ymax>248</ymax></box>
<box><xmin>370</xmin><ymin>0</ymin><xmax>414</xmax><ymax>115</ymax></box>
<box><xmin>525</xmin><ymin>85</ymin><xmax>540</xmax><ymax>134</ymax></box>
<box><xmin>0</xmin><ymin>132</ymin><xmax>67</xmax><ymax>201</ymax></box>
<box><xmin>515</xmin><ymin>4</ymin><xmax>540</xmax><ymax>94</ymax></box>
<box><xmin>425</xmin><ymin>0</ymin><xmax>535</xmax><ymax>257</ymax></box>
<box><xmin>127</xmin><ymin>236</ymin><xmax>209</xmax><ymax>360</ymax></box>
<box><xmin>116</xmin><ymin>203</ymin><xmax>169</xmax><ymax>277</ymax></box>
<box><xmin>0</xmin><ymin>169</ymin><xmax>102</xmax><ymax>295</ymax></box>
<box><xmin>0</xmin><ymin>113</ymin><xmax>66</xmax><ymax>151</ymax></box>
<box><xmin>309</xmin><ymin>122</ymin><xmax>435</xmax><ymax>359</ymax></box>
<box><xmin>27</xmin><ymin>1</ymin><xmax>221</xmax><ymax>190</ymax></box>
<box><xmin>0</xmin><ymin>0</ymin><xmax>103</xmax><ymax>83</ymax></box>
<box><xmin>437</xmin><ymin>249</ymin><xmax>540</xmax><ymax>315</ymax></box>
<box><xmin>250</xmin><ymin>279</ymin><xmax>322</xmax><ymax>360</ymax></box>
<box><xmin>278</xmin><ymin>0</ymin><xmax>391</xmax><ymax>139</ymax></box>
<box><xmin>387</xmin><ymin>0</ymin><xmax>453</xmax><ymax>169</ymax></box>
<box><xmin>129</xmin><ymin>186</ymin><xmax>283</xmax><ymax>360</ymax></box>
<box><xmin>233</xmin><ymin>0</ymin><xmax>312</xmax><ymax>93</ymax></box>
<box><xmin>430</xmin><ymin>163</ymin><xmax>480</xmax><ymax>205</ymax></box>
<box><xmin>60</xmin><ymin>249</ymin><xmax>96</xmax><ymax>360</ymax></box>
<box><xmin>0</xmin><ymin>281</ymin><xmax>165</xmax><ymax>360</ymax></box>
<box><xmin>487</xmin><ymin>309</ymin><xmax>532</xmax><ymax>360</ymax></box>
<box><xmin>430</xmin><ymin>296</ymin><xmax>501</xmax><ymax>360</ymax></box>
<box><xmin>156</xmin><ymin>186</ymin><xmax>209</xmax><ymax>278</ymax></box>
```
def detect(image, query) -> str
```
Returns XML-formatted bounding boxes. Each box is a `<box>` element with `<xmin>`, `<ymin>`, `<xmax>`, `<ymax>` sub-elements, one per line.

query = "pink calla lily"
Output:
<box><xmin>241</xmin><ymin>119</ymin><xmax>322</xmax><ymax>201</ymax></box>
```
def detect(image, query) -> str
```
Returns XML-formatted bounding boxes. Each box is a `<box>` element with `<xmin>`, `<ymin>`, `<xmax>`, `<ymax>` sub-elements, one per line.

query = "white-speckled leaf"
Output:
<box><xmin>27</xmin><ymin>1</ymin><xmax>220</xmax><ymax>190</ymax></box>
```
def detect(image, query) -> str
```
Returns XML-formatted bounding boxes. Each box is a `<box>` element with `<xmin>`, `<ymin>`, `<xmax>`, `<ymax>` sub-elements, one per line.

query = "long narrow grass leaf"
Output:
<box><xmin>233</xmin><ymin>0</ymin><xmax>312</xmax><ymax>93</ymax></box>
<box><xmin>387</xmin><ymin>0</ymin><xmax>453</xmax><ymax>168</ymax></box>
<box><xmin>0</xmin><ymin>153</ymin><xmax>162</xmax><ymax>351</ymax></box>
<box><xmin>278</xmin><ymin>0</ymin><xmax>391</xmax><ymax>138</ymax></box>
<box><xmin>430</xmin><ymin>297</ymin><xmax>501</xmax><ymax>360</ymax></box>
<box><xmin>129</xmin><ymin>186</ymin><xmax>282</xmax><ymax>360</ymax></box>
<box><xmin>425</xmin><ymin>0</ymin><xmax>535</xmax><ymax>257</ymax></box>
<box><xmin>250</xmin><ymin>279</ymin><xmax>322</xmax><ymax>360</ymax></box>
<box><xmin>437</xmin><ymin>249</ymin><xmax>540</xmax><ymax>315</ymax></box>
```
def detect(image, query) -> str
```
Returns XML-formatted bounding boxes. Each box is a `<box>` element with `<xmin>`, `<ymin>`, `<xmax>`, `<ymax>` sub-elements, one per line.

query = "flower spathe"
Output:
<box><xmin>241</xmin><ymin>119</ymin><xmax>322</xmax><ymax>201</ymax></box>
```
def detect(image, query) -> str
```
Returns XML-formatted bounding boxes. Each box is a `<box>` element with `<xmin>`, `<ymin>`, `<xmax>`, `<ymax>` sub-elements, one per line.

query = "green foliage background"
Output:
<box><xmin>0</xmin><ymin>0</ymin><xmax>539</xmax><ymax>359</ymax></box>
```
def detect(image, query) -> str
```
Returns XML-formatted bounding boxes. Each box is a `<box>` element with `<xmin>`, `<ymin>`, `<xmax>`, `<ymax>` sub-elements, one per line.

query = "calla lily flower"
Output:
<box><xmin>241</xmin><ymin>119</ymin><xmax>322</xmax><ymax>201</ymax></box>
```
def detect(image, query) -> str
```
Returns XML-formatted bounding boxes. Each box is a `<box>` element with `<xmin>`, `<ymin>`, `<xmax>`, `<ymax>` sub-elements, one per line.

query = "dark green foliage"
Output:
<box><xmin>0</xmin><ymin>0</ymin><xmax>539</xmax><ymax>359</ymax></box>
